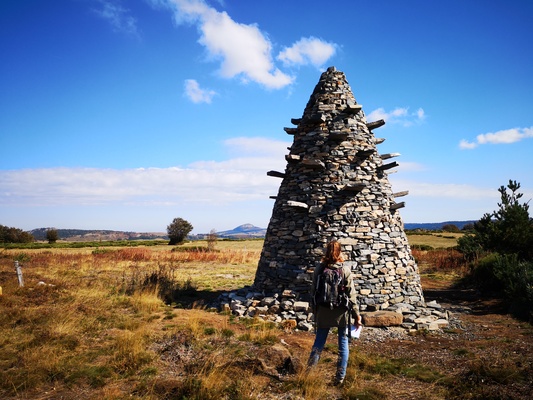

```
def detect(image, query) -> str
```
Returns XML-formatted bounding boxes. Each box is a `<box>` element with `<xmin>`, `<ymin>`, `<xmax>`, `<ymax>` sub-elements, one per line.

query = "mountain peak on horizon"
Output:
<box><xmin>215</xmin><ymin>223</ymin><xmax>266</xmax><ymax>238</ymax></box>
<box><xmin>232</xmin><ymin>223</ymin><xmax>260</xmax><ymax>232</ymax></box>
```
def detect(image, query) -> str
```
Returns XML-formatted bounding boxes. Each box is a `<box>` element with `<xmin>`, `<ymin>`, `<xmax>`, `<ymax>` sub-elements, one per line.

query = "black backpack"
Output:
<box><xmin>314</xmin><ymin>265</ymin><xmax>348</xmax><ymax>309</ymax></box>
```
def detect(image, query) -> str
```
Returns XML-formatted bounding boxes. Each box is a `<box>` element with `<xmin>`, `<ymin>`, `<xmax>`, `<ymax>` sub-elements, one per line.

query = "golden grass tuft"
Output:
<box><xmin>131</xmin><ymin>289</ymin><xmax>164</xmax><ymax>314</ymax></box>
<box><xmin>238</xmin><ymin>318</ymin><xmax>280</xmax><ymax>345</ymax></box>
<box><xmin>111</xmin><ymin>326</ymin><xmax>154</xmax><ymax>374</ymax></box>
<box><xmin>292</xmin><ymin>367</ymin><xmax>330</xmax><ymax>399</ymax></box>
<box><xmin>412</xmin><ymin>248</ymin><xmax>467</xmax><ymax>273</ymax></box>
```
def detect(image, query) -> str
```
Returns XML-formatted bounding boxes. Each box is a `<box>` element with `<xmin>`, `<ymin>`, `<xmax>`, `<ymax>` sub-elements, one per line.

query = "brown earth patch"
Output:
<box><xmin>267</xmin><ymin>276</ymin><xmax>533</xmax><ymax>399</ymax></box>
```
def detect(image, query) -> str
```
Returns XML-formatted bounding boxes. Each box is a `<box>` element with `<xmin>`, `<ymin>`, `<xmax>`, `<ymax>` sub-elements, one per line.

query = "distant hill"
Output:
<box><xmin>30</xmin><ymin>228</ymin><xmax>168</xmax><ymax>242</ymax></box>
<box><xmin>202</xmin><ymin>221</ymin><xmax>475</xmax><ymax>238</ymax></box>
<box><xmin>29</xmin><ymin>224</ymin><xmax>267</xmax><ymax>242</ymax></box>
<box><xmin>404</xmin><ymin>220</ymin><xmax>476</xmax><ymax>231</ymax></box>
<box><xmin>29</xmin><ymin>220</ymin><xmax>475</xmax><ymax>242</ymax></box>
<box><xmin>214</xmin><ymin>223</ymin><xmax>267</xmax><ymax>239</ymax></box>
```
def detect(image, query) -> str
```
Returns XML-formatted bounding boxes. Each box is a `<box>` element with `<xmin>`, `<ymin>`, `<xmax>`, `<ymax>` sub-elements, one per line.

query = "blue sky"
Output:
<box><xmin>1</xmin><ymin>0</ymin><xmax>532</xmax><ymax>234</ymax></box>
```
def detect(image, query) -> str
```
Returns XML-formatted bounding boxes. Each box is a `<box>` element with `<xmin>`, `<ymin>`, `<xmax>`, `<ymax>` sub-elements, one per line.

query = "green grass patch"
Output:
<box><xmin>354</xmin><ymin>353</ymin><xmax>444</xmax><ymax>383</ymax></box>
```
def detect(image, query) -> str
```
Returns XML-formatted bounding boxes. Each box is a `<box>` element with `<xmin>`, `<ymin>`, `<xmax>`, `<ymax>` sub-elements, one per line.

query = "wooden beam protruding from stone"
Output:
<box><xmin>366</xmin><ymin>119</ymin><xmax>385</xmax><ymax>131</ymax></box>
<box><xmin>291</xmin><ymin>118</ymin><xmax>301</xmax><ymax>125</ymax></box>
<box><xmin>377</xmin><ymin>161</ymin><xmax>399</xmax><ymax>171</ymax></box>
<box><xmin>341</xmin><ymin>183</ymin><xmax>367</xmax><ymax>192</ymax></box>
<box><xmin>285</xmin><ymin>154</ymin><xmax>300</xmax><ymax>163</ymax></box>
<box><xmin>393</xmin><ymin>191</ymin><xmax>409</xmax><ymax>198</ymax></box>
<box><xmin>390</xmin><ymin>202</ymin><xmax>405</xmax><ymax>211</ymax></box>
<box><xmin>269</xmin><ymin>196</ymin><xmax>277</xmax><ymax>200</ymax></box>
<box><xmin>345</xmin><ymin>103</ymin><xmax>363</xmax><ymax>114</ymax></box>
<box><xmin>284</xmin><ymin>127</ymin><xmax>298</xmax><ymax>135</ymax></box>
<box><xmin>267</xmin><ymin>170</ymin><xmax>286</xmax><ymax>178</ymax></box>
<box><xmin>380</xmin><ymin>152</ymin><xmax>401</xmax><ymax>160</ymax></box>
<box><xmin>357</xmin><ymin>149</ymin><xmax>374</xmax><ymax>158</ymax></box>
<box><xmin>286</xmin><ymin>200</ymin><xmax>309</xmax><ymax>210</ymax></box>
<box><xmin>374</xmin><ymin>138</ymin><xmax>386</xmax><ymax>144</ymax></box>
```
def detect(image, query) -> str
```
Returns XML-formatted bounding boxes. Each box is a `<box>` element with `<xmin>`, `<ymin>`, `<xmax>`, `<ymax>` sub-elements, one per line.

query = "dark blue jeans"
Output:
<box><xmin>307</xmin><ymin>327</ymin><xmax>349</xmax><ymax>380</ymax></box>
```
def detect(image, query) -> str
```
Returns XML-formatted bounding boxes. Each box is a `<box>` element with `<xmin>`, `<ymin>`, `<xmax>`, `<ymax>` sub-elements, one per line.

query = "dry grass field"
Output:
<box><xmin>406</xmin><ymin>231</ymin><xmax>463</xmax><ymax>249</ymax></box>
<box><xmin>0</xmin><ymin>235</ymin><xmax>531</xmax><ymax>399</ymax></box>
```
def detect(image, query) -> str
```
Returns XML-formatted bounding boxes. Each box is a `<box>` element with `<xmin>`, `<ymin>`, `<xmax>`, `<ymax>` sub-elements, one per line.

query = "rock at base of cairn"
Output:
<box><xmin>215</xmin><ymin>287</ymin><xmax>449</xmax><ymax>332</ymax></box>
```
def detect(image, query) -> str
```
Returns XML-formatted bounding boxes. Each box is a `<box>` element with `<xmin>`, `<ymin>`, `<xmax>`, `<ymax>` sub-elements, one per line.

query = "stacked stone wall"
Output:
<box><xmin>254</xmin><ymin>66</ymin><xmax>425</xmax><ymax>312</ymax></box>
<box><xmin>218</xmin><ymin>66</ymin><xmax>447</xmax><ymax>330</ymax></box>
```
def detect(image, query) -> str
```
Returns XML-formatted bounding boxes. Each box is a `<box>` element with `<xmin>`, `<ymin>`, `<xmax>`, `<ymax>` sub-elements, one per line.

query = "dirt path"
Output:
<box><xmin>276</xmin><ymin>277</ymin><xmax>532</xmax><ymax>399</ymax></box>
<box><xmin>348</xmin><ymin>284</ymin><xmax>533</xmax><ymax>399</ymax></box>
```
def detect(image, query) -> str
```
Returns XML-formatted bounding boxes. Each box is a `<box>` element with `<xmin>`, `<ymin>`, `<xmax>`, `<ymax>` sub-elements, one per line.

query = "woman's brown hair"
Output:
<box><xmin>322</xmin><ymin>240</ymin><xmax>344</xmax><ymax>265</ymax></box>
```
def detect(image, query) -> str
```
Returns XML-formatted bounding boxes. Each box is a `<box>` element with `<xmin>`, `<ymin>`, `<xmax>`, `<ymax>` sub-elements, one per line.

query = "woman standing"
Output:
<box><xmin>307</xmin><ymin>240</ymin><xmax>362</xmax><ymax>385</ymax></box>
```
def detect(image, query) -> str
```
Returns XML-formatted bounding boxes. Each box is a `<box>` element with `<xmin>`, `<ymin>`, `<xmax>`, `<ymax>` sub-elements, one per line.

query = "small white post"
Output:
<box><xmin>15</xmin><ymin>261</ymin><xmax>24</xmax><ymax>287</ymax></box>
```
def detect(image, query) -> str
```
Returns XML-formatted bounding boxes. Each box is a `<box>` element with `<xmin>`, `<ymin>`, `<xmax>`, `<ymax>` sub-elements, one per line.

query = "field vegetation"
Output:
<box><xmin>1</xmin><ymin>234</ymin><xmax>531</xmax><ymax>399</ymax></box>
<box><xmin>406</xmin><ymin>231</ymin><xmax>463</xmax><ymax>249</ymax></box>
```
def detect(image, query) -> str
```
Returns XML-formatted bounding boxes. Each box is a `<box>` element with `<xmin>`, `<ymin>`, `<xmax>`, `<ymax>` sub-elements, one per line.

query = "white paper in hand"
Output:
<box><xmin>346</xmin><ymin>324</ymin><xmax>362</xmax><ymax>339</ymax></box>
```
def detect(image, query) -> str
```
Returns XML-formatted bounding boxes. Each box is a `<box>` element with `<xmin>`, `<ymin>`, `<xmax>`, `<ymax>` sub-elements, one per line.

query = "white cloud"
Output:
<box><xmin>162</xmin><ymin>0</ymin><xmax>338</xmax><ymax>89</ymax></box>
<box><xmin>459</xmin><ymin>126</ymin><xmax>533</xmax><ymax>150</ymax></box>
<box><xmin>277</xmin><ymin>37</ymin><xmax>337</xmax><ymax>67</ymax></box>
<box><xmin>93</xmin><ymin>0</ymin><xmax>139</xmax><ymax>36</ymax></box>
<box><xmin>366</xmin><ymin>107</ymin><xmax>425</xmax><ymax>127</ymax></box>
<box><xmin>184</xmin><ymin>79</ymin><xmax>217</xmax><ymax>103</ymax></box>
<box><xmin>166</xmin><ymin>0</ymin><xmax>294</xmax><ymax>89</ymax></box>
<box><xmin>0</xmin><ymin>137</ymin><xmax>289</xmax><ymax>207</ymax></box>
<box><xmin>458</xmin><ymin>139</ymin><xmax>478</xmax><ymax>150</ymax></box>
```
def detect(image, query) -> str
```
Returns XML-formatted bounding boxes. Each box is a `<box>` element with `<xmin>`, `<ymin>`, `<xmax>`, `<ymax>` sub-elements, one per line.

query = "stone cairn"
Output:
<box><xmin>218</xmin><ymin>67</ymin><xmax>448</xmax><ymax>332</ymax></box>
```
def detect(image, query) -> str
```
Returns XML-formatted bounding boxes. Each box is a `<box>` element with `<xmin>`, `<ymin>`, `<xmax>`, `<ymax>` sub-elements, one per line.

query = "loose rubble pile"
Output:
<box><xmin>230</xmin><ymin>66</ymin><xmax>449</xmax><ymax>330</ymax></box>
<box><xmin>216</xmin><ymin>287</ymin><xmax>449</xmax><ymax>332</ymax></box>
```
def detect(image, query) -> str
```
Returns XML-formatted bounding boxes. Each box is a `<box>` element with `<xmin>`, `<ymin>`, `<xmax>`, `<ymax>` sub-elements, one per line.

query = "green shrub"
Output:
<box><xmin>203</xmin><ymin>327</ymin><xmax>216</xmax><ymax>335</ymax></box>
<box><xmin>458</xmin><ymin>180</ymin><xmax>533</xmax><ymax>262</ymax></box>
<box><xmin>469</xmin><ymin>253</ymin><xmax>501</xmax><ymax>293</ymax></box>
<box><xmin>457</xmin><ymin>233</ymin><xmax>485</xmax><ymax>262</ymax></box>
<box><xmin>221</xmin><ymin>328</ymin><xmax>235</xmax><ymax>338</ymax></box>
<box><xmin>167</xmin><ymin>217</ymin><xmax>193</xmax><ymax>245</ymax></box>
<box><xmin>469</xmin><ymin>253</ymin><xmax>533</xmax><ymax>321</ymax></box>
<box><xmin>442</xmin><ymin>224</ymin><xmax>460</xmax><ymax>233</ymax></box>
<box><xmin>0</xmin><ymin>224</ymin><xmax>34</xmax><ymax>243</ymax></box>
<box><xmin>493</xmin><ymin>254</ymin><xmax>533</xmax><ymax>321</ymax></box>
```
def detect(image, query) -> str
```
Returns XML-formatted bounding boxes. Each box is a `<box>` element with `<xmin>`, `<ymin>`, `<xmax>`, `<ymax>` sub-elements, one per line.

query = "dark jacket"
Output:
<box><xmin>312</xmin><ymin>262</ymin><xmax>360</xmax><ymax>329</ymax></box>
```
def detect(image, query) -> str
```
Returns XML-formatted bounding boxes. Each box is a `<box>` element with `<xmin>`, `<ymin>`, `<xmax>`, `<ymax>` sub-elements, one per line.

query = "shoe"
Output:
<box><xmin>333</xmin><ymin>376</ymin><xmax>344</xmax><ymax>386</ymax></box>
